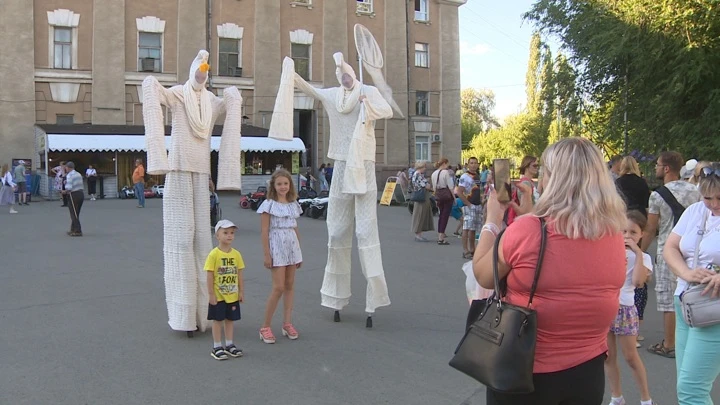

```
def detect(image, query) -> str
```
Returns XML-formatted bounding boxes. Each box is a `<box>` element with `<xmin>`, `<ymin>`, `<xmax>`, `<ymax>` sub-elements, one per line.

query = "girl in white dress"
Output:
<box><xmin>258</xmin><ymin>169</ymin><xmax>303</xmax><ymax>344</ymax></box>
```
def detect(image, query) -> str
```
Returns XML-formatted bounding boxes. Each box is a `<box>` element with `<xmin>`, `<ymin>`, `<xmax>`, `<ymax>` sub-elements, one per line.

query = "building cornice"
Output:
<box><xmin>210</xmin><ymin>76</ymin><xmax>255</xmax><ymax>90</ymax></box>
<box><xmin>124</xmin><ymin>72</ymin><xmax>178</xmax><ymax>86</ymax></box>
<box><xmin>35</xmin><ymin>69</ymin><xmax>92</xmax><ymax>84</ymax></box>
<box><xmin>438</xmin><ymin>0</ymin><xmax>468</xmax><ymax>6</ymax></box>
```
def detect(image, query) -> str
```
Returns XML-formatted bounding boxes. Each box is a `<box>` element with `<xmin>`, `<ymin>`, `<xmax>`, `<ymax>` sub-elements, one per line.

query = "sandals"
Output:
<box><xmin>463</xmin><ymin>252</ymin><xmax>473</xmax><ymax>259</ymax></box>
<box><xmin>437</xmin><ymin>239</ymin><xmax>449</xmax><ymax>245</ymax></box>
<box><xmin>647</xmin><ymin>340</ymin><xmax>675</xmax><ymax>358</ymax></box>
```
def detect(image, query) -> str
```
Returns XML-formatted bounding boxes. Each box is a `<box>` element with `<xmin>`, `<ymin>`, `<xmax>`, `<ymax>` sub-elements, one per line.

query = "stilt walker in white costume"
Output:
<box><xmin>142</xmin><ymin>50</ymin><xmax>242</xmax><ymax>337</ymax></box>
<box><xmin>269</xmin><ymin>25</ymin><xmax>403</xmax><ymax>327</ymax></box>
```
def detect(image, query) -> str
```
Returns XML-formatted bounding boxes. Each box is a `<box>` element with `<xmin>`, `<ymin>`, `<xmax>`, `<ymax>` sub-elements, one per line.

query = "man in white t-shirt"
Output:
<box><xmin>641</xmin><ymin>151</ymin><xmax>701</xmax><ymax>358</ymax></box>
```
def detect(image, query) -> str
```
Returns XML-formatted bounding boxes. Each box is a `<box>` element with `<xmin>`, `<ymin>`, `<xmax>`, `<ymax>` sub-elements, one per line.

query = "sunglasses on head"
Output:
<box><xmin>701</xmin><ymin>165</ymin><xmax>720</xmax><ymax>178</ymax></box>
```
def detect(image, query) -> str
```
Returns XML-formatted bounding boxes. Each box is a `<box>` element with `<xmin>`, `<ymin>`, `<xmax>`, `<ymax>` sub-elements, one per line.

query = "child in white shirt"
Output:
<box><xmin>605</xmin><ymin>210</ymin><xmax>655</xmax><ymax>405</ymax></box>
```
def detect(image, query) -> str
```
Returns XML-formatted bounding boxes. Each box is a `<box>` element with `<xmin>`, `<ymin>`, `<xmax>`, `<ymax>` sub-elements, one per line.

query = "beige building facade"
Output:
<box><xmin>0</xmin><ymin>0</ymin><xmax>465</xmax><ymax>185</ymax></box>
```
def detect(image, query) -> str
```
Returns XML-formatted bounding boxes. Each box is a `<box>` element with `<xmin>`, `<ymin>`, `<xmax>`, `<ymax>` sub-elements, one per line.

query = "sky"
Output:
<box><xmin>459</xmin><ymin>0</ymin><xmax>559</xmax><ymax>121</ymax></box>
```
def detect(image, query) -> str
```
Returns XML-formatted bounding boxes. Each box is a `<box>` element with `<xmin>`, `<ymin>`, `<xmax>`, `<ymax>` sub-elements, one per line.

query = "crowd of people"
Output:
<box><xmin>397</xmin><ymin>138</ymin><xmax>719</xmax><ymax>404</ymax></box>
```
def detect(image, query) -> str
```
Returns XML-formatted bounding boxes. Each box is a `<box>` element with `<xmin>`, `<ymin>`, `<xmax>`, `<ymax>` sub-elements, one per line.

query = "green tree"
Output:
<box><xmin>526</xmin><ymin>0</ymin><xmax>720</xmax><ymax>160</ymax></box>
<box><xmin>461</xmin><ymin>88</ymin><xmax>499</xmax><ymax>148</ymax></box>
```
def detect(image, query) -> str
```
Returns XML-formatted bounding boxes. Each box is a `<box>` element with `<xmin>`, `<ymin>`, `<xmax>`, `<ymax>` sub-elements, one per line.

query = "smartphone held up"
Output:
<box><xmin>493</xmin><ymin>159</ymin><xmax>512</xmax><ymax>203</ymax></box>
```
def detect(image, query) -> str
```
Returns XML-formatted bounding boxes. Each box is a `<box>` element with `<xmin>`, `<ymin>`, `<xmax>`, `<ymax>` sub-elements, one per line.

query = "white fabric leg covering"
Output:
<box><xmin>192</xmin><ymin>173</ymin><xmax>212</xmax><ymax>332</ymax></box>
<box><xmin>163</xmin><ymin>171</ymin><xmax>212</xmax><ymax>332</ymax></box>
<box><xmin>320</xmin><ymin>161</ymin><xmax>390</xmax><ymax>313</ymax></box>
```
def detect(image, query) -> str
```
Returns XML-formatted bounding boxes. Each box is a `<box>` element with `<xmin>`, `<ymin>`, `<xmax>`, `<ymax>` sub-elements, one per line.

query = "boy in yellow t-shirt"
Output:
<box><xmin>205</xmin><ymin>219</ymin><xmax>245</xmax><ymax>360</ymax></box>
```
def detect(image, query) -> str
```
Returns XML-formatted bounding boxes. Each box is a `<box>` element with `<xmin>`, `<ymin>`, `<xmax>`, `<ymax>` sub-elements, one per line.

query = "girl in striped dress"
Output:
<box><xmin>258</xmin><ymin>169</ymin><xmax>303</xmax><ymax>344</ymax></box>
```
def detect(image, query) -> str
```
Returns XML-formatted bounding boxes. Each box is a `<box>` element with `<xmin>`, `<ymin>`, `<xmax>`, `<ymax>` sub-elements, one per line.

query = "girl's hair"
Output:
<box><xmin>619</xmin><ymin>156</ymin><xmax>641</xmax><ymax>176</ymax></box>
<box><xmin>1</xmin><ymin>164</ymin><xmax>8</xmax><ymax>177</ymax></box>
<box><xmin>698</xmin><ymin>162</ymin><xmax>720</xmax><ymax>197</ymax></box>
<box><xmin>519</xmin><ymin>155</ymin><xmax>538</xmax><ymax>175</ymax></box>
<box><xmin>267</xmin><ymin>169</ymin><xmax>297</xmax><ymax>201</ymax></box>
<box><xmin>320</xmin><ymin>163</ymin><xmax>326</xmax><ymax>169</ymax></box>
<box><xmin>626</xmin><ymin>210</ymin><xmax>648</xmax><ymax>231</ymax></box>
<box><xmin>435</xmin><ymin>157</ymin><xmax>449</xmax><ymax>169</ymax></box>
<box><xmin>534</xmin><ymin>137</ymin><xmax>628</xmax><ymax>240</ymax></box>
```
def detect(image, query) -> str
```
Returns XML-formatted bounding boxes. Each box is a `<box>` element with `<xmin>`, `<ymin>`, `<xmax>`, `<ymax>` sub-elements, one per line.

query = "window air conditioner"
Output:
<box><xmin>432</xmin><ymin>134</ymin><xmax>442</xmax><ymax>143</ymax></box>
<box><xmin>141</xmin><ymin>58</ymin><xmax>156</xmax><ymax>72</ymax></box>
<box><xmin>232</xmin><ymin>67</ymin><xmax>243</xmax><ymax>77</ymax></box>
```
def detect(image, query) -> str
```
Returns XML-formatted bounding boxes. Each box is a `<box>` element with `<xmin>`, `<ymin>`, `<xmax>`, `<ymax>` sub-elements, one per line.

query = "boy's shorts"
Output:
<box><xmin>207</xmin><ymin>300</ymin><xmax>241</xmax><ymax>321</ymax></box>
<box><xmin>463</xmin><ymin>204</ymin><xmax>483</xmax><ymax>232</ymax></box>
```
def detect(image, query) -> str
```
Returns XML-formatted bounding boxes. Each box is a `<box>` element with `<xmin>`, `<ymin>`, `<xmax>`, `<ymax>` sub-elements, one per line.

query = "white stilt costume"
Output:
<box><xmin>271</xmin><ymin>51</ymin><xmax>401</xmax><ymax>317</ymax></box>
<box><xmin>143</xmin><ymin>50</ymin><xmax>242</xmax><ymax>333</ymax></box>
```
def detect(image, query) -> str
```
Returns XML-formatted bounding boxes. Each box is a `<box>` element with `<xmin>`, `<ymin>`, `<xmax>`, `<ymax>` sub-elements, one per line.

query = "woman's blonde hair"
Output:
<box><xmin>1</xmin><ymin>164</ymin><xmax>8</xmax><ymax>177</ymax></box>
<box><xmin>619</xmin><ymin>156</ymin><xmax>641</xmax><ymax>176</ymax></box>
<box><xmin>267</xmin><ymin>169</ymin><xmax>297</xmax><ymax>201</ymax></box>
<box><xmin>698</xmin><ymin>162</ymin><xmax>720</xmax><ymax>197</ymax></box>
<box><xmin>414</xmin><ymin>160</ymin><xmax>427</xmax><ymax>170</ymax></box>
<box><xmin>434</xmin><ymin>157</ymin><xmax>449</xmax><ymax>169</ymax></box>
<box><xmin>519</xmin><ymin>155</ymin><xmax>538</xmax><ymax>175</ymax></box>
<box><xmin>534</xmin><ymin>137</ymin><xmax>627</xmax><ymax>240</ymax></box>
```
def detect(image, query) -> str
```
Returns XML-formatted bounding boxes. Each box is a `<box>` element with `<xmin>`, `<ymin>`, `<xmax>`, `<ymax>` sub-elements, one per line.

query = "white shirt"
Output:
<box><xmin>672</xmin><ymin>202</ymin><xmax>720</xmax><ymax>295</ymax></box>
<box><xmin>2</xmin><ymin>172</ymin><xmax>16</xmax><ymax>187</ymax></box>
<box><xmin>86</xmin><ymin>168</ymin><xmax>97</xmax><ymax>177</ymax></box>
<box><xmin>621</xmin><ymin>250</ymin><xmax>653</xmax><ymax>306</ymax></box>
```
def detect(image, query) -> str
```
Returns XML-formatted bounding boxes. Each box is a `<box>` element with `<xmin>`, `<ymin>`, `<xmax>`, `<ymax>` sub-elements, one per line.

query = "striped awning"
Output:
<box><xmin>46</xmin><ymin>134</ymin><xmax>306</xmax><ymax>153</ymax></box>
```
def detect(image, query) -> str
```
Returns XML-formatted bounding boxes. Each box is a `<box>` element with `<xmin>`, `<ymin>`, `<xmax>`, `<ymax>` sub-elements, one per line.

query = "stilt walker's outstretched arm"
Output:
<box><xmin>213</xmin><ymin>87</ymin><xmax>243</xmax><ymax>190</ymax></box>
<box><xmin>142</xmin><ymin>76</ymin><xmax>171</xmax><ymax>175</ymax></box>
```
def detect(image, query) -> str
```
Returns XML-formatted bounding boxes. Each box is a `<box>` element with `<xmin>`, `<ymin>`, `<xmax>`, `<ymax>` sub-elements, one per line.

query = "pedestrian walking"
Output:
<box><xmin>86</xmin><ymin>164</ymin><xmax>98</xmax><ymax>200</ymax></box>
<box><xmin>14</xmin><ymin>160</ymin><xmax>28</xmax><ymax>206</ymax></box>
<box><xmin>133</xmin><ymin>159</ymin><xmax>145</xmax><ymax>208</ymax></box>
<box><xmin>63</xmin><ymin>161</ymin><xmax>84</xmax><ymax>236</ymax></box>
<box><xmin>0</xmin><ymin>164</ymin><xmax>18</xmax><ymax>214</ymax></box>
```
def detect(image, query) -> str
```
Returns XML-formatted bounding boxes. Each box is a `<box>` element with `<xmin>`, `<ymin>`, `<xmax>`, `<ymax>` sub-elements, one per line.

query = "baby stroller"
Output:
<box><xmin>210</xmin><ymin>192</ymin><xmax>222</xmax><ymax>227</ymax></box>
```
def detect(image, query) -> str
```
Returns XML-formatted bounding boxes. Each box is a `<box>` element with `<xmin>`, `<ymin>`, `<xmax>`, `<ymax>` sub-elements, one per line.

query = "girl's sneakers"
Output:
<box><xmin>282</xmin><ymin>323</ymin><xmax>299</xmax><ymax>340</ymax></box>
<box><xmin>259</xmin><ymin>327</ymin><xmax>276</xmax><ymax>344</ymax></box>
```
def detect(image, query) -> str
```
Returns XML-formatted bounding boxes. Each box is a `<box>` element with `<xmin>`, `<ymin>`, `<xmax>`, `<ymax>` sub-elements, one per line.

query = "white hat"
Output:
<box><xmin>18</xmin><ymin>160</ymin><xmax>25</xmax><ymax>165</ymax></box>
<box><xmin>214</xmin><ymin>219</ymin><xmax>237</xmax><ymax>234</ymax></box>
<box><xmin>681</xmin><ymin>159</ymin><xmax>698</xmax><ymax>179</ymax></box>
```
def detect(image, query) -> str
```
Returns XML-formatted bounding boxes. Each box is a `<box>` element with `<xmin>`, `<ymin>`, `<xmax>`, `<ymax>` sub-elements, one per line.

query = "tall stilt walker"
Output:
<box><xmin>269</xmin><ymin>25</ymin><xmax>403</xmax><ymax>327</ymax></box>
<box><xmin>143</xmin><ymin>50</ymin><xmax>242</xmax><ymax>336</ymax></box>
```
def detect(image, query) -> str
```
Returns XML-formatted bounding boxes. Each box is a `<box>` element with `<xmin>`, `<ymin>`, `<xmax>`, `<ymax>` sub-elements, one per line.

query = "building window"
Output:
<box><xmin>357</xmin><ymin>0</ymin><xmax>373</xmax><ymax>14</ymax></box>
<box><xmin>138</xmin><ymin>32</ymin><xmax>162</xmax><ymax>72</ymax></box>
<box><xmin>415</xmin><ymin>43</ymin><xmax>429</xmax><ymax>68</ymax></box>
<box><xmin>218</xmin><ymin>38</ymin><xmax>242</xmax><ymax>77</ymax></box>
<box><xmin>416</xmin><ymin>91</ymin><xmax>429</xmax><ymax>116</ymax></box>
<box><xmin>53</xmin><ymin>28</ymin><xmax>72</xmax><ymax>69</ymax></box>
<box><xmin>415</xmin><ymin>136</ymin><xmax>430</xmax><ymax>162</ymax></box>
<box><xmin>56</xmin><ymin>114</ymin><xmax>74</xmax><ymax>124</ymax></box>
<box><xmin>415</xmin><ymin>0</ymin><xmax>429</xmax><ymax>21</ymax></box>
<box><xmin>292</xmin><ymin>44</ymin><xmax>311</xmax><ymax>80</ymax></box>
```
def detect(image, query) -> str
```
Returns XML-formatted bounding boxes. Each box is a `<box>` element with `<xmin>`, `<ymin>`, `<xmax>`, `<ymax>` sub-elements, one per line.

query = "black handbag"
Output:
<box><xmin>449</xmin><ymin>217</ymin><xmax>547</xmax><ymax>394</ymax></box>
<box><xmin>410</xmin><ymin>187</ymin><xmax>427</xmax><ymax>202</ymax></box>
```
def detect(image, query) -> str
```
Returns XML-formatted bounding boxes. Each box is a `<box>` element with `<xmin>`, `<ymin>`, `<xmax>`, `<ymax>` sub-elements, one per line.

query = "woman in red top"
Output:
<box><xmin>473</xmin><ymin>137</ymin><xmax>627</xmax><ymax>405</ymax></box>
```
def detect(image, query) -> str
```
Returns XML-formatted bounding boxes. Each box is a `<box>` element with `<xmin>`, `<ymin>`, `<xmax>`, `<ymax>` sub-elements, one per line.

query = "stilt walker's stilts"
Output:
<box><xmin>334</xmin><ymin>310</ymin><xmax>341</xmax><ymax>322</ymax></box>
<box><xmin>366</xmin><ymin>313</ymin><xmax>373</xmax><ymax>328</ymax></box>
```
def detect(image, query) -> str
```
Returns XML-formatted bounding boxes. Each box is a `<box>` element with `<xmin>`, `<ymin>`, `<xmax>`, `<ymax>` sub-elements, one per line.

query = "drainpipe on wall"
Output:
<box><xmin>207</xmin><ymin>0</ymin><xmax>213</xmax><ymax>89</ymax></box>
<box><xmin>405</xmin><ymin>0</ymin><xmax>413</xmax><ymax>167</ymax></box>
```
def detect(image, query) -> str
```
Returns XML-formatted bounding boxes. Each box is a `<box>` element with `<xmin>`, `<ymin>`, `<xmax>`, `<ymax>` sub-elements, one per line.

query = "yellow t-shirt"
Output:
<box><xmin>204</xmin><ymin>247</ymin><xmax>245</xmax><ymax>303</ymax></box>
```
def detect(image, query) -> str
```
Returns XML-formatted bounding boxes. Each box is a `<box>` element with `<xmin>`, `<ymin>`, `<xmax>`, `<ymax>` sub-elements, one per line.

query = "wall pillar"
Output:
<box><xmin>92</xmin><ymin>0</ymin><xmax>126</xmax><ymax>124</ymax></box>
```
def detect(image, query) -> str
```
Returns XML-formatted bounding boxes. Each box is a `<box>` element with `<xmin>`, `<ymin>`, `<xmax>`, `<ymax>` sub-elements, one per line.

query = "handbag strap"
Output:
<box><xmin>692</xmin><ymin>209</ymin><xmax>710</xmax><ymax>268</ymax></box>
<box><xmin>492</xmin><ymin>217</ymin><xmax>548</xmax><ymax>307</ymax></box>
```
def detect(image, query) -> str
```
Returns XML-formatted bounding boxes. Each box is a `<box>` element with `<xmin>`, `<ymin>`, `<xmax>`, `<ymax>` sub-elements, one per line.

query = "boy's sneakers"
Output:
<box><xmin>225</xmin><ymin>344</ymin><xmax>243</xmax><ymax>358</ymax></box>
<box><xmin>211</xmin><ymin>347</ymin><xmax>228</xmax><ymax>361</ymax></box>
<box><xmin>259</xmin><ymin>327</ymin><xmax>276</xmax><ymax>344</ymax></box>
<box><xmin>282</xmin><ymin>323</ymin><xmax>299</xmax><ymax>340</ymax></box>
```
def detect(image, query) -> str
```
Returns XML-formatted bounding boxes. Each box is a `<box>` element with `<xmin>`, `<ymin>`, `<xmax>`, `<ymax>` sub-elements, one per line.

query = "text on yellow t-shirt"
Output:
<box><xmin>204</xmin><ymin>247</ymin><xmax>245</xmax><ymax>303</ymax></box>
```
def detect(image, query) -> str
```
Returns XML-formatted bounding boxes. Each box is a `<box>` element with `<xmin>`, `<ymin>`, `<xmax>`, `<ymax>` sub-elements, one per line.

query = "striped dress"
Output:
<box><xmin>257</xmin><ymin>199</ymin><xmax>303</xmax><ymax>267</ymax></box>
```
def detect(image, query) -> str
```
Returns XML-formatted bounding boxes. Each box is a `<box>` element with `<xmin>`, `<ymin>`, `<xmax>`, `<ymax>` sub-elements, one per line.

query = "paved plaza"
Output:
<box><xmin>0</xmin><ymin>195</ymin><xmax>715</xmax><ymax>404</ymax></box>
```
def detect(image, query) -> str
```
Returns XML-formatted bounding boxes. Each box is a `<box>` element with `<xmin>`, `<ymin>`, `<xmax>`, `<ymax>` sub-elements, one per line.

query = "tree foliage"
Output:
<box><xmin>461</xmin><ymin>88</ymin><xmax>499</xmax><ymax>148</ymax></box>
<box><xmin>525</xmin><ymin>0</ymin><xmax>720</xmax><ymax>160</ymax></box>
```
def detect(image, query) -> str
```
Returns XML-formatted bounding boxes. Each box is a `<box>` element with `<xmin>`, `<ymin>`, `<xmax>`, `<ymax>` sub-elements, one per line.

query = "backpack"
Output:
<box><xmin>654</xmin><ymin>185</ymin><xmax>687</xmax><ymax>226</ymax></box>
